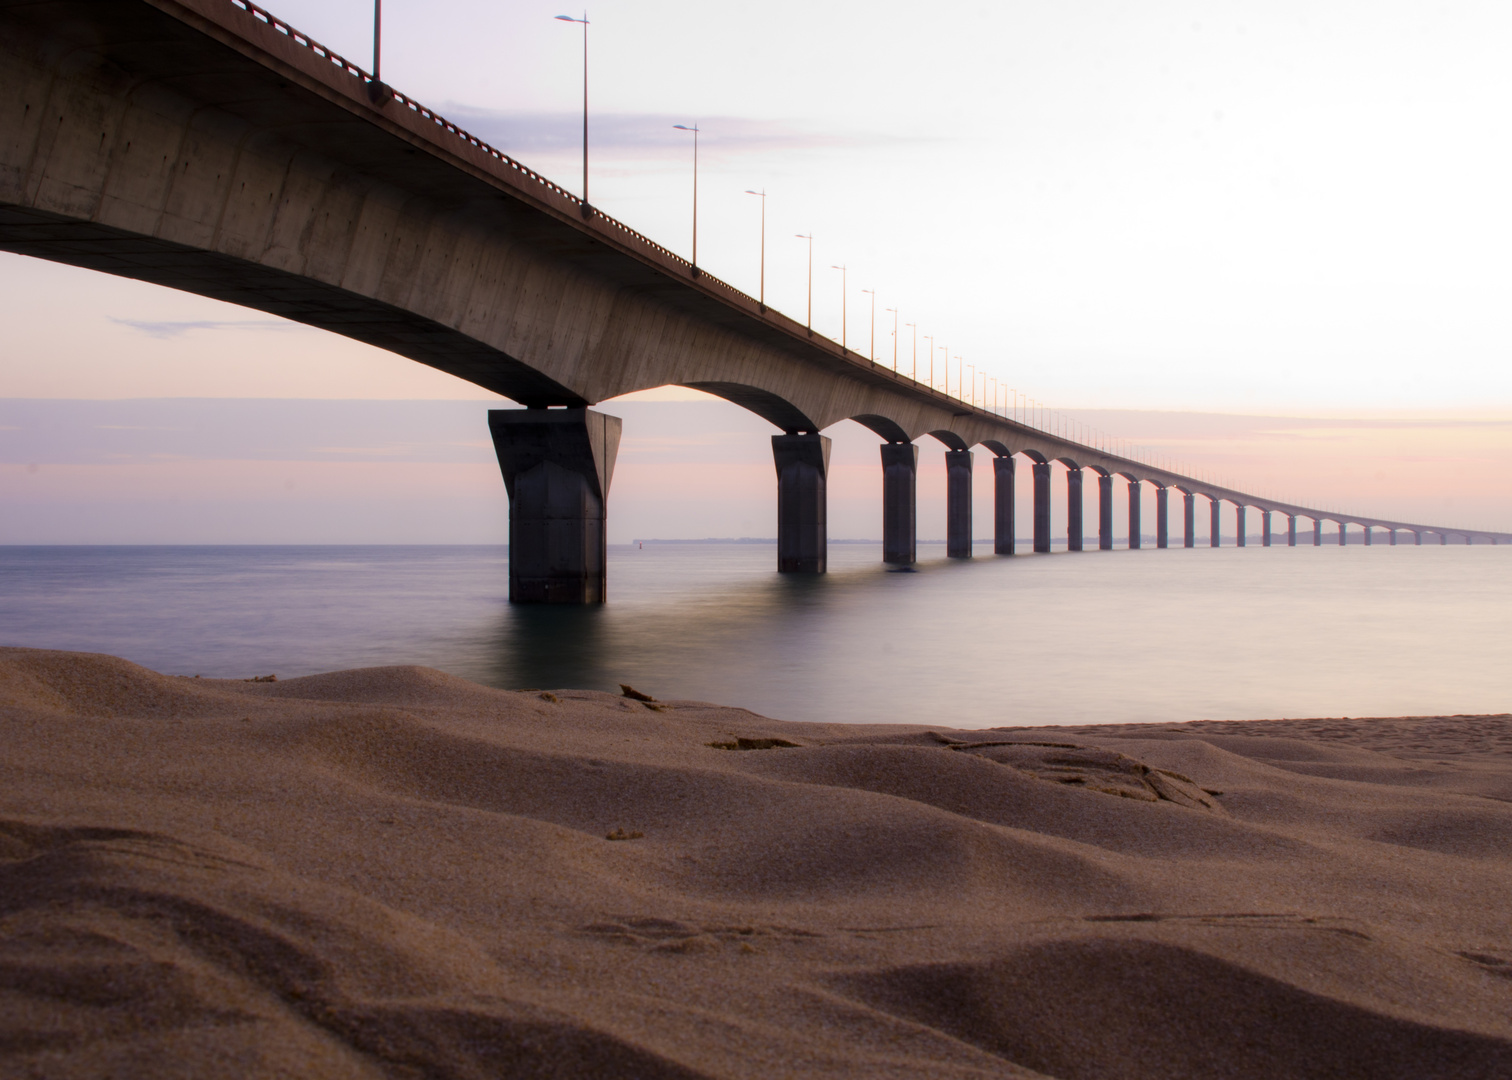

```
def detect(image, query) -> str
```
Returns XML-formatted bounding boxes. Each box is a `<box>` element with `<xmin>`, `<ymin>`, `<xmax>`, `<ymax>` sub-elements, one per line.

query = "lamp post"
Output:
<box><xmin>955</xmin><ymin>356</ymin><xmax>963</xmax><ymax>401</ymax></box>
<box><xmin>830</xmin><ymin>264</ymin><xmax>847</xmax><ymax>350</ymax></box>
<box><xmin>886</xmin><ymin>308</ymin><xmax>899</xmax><ymax>371</ymax></box>
<box><xmin>672</xmin><ymin>124</ymin><xmax>699</xmax><ymax>272</ymax></box>
<box><xmin>372</xmin><ymin>0</ymin><xmax>381</xmax><ymax>79</ymax></box>
<box><xmin>861</xmin><ymin>289</ymin><xmax>875</xmax><ymax>361</ymax></box>
<box><xmin>967</xmin><ymin>363</ymin><xmax>975</xmax><ymax>407</ymax></box>
<box><xmin>924</xmin><ymin>335</ymin><xmax>934</xmax><ymax>388</ymax></box>
<box><xmin>795</xmin><ymin>234</ymin><xmax>813</xmax><ymax>331</ymax></box>
<box><xmin>744</xmin><ymin>189</ymin><xmax>765</xmax><ymax>310</ymax></box>
<box><xmin>905</xmin><ymin>323</ymin><xmax>916</xmax><ymax>380</ymax></box>
<box><xmin>939</xmin><ymin>346</ymin><xmax>948</xmax><ymax>392</ymax></box>
<box><xmin>554</xmin><ymin>12</ymin><xmax>590</xmax><ymax>213</ymax></box>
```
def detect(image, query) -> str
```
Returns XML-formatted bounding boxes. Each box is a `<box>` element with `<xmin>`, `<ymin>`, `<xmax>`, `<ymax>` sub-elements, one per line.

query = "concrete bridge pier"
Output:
<box><xmin>1067</xmin><ymin>467</ymin><xmax>1084</xmax><ymax>551</ymax></box>
<box><xmin>1288</xmin><ymin>515</ymin><xmax>1297</xmax><ymax>547</ymax></box>
<box><xmin>1156</xmin><ymin>487</ymin><xmax>1169</xmax><ymax>548</ymax></box>
<box><xmin>1339</xmin><ymin>523</ymin><xmax>1348</xmax><ymax>546</ymax></box>
<box><xmin>1210</xmin><ymin>497</ymin><xmax>1222</xmax><ymax>548</ymax></box>
<box><xmin>1184</xmin><ymin>493</ymin><xmax>1196</xmax><ymax>548</ymax></box>
<box><xmin>880</xmin><ymin>442</ymin><xmax>918</xmax><ymax>565</ymax></box>
<box><xmin>1389</xmin><ymin>528</ymin><xmax>1397</xmax><ymax>546</ymax></box>
<box><xmin>947</xmin><ymin>449</ymin><xmax>974</xmax><ymax>558</ymax></box>
<box><xmin>1236</xmin><ymin>506</ymin><xmax>1247</xmax><ymax>548</ymax></box>
<box><xmin>1414</xmin><ymin>531</ymin><xmax>1421</xmax><ymax>546</ymax></box>
<box><xmin>994</xmin><ymin>456</ymin><xmax>1016</xmax><ymax>555</ymax></box>
<box><xmin>1364</xmin><ymin>525</ymin><xmax>1373</xmax><ymax>546</ymax></box>
<box><xmin>1314</xmin><ymin>519</ymin><xmax>1323</xmax><ymax>546</ymax></box>
<box><xmin>1441</xmin><ymin>533</ymin><xmax>1448</xmax><ymax>545</ymax></box>
<box><xmin>1262</xmin><ymin>511</ymin><xmax>1272</xmax><ymax>547</ymax></box>
<box><xmin>1099</xmin><ymin>473</ymin><xmax>1114</xmax><ymax>550</ymax></box>
<box><xmin>1128</xmin><ymin>480</ymin><xmax>1143</xmax><ymax>549</ymax></box>
<box><xmin>774</xmin><ymin>433</ymin><xmax>831</xmax><ymax>573</ymax></box>
<box><xmin>489</xmin><ymin>408</ymin><xmax>622</xmax><ymax>604</ymax></box>
<box><xmin>1033</xmin><ymin>461</ymin><xmax>1052</xmax><ymax>553</ymax></box>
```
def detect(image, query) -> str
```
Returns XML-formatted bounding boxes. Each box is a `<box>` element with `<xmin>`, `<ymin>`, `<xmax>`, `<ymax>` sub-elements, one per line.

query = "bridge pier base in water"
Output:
<box><xmin>1339</xmin><ymin>523</ymin><xmax>1348</xmax><ymax>546</ymax></box>
<box><xmin>994</xmin><ymin>456</ymin><xmax>1016</xmax><ymax>555</ymax></box>
<box><xmin>946</xmin><ymin>449</ymin><xmax>973</xmax><ymax>558</ymax></box>
<box><xmin>1365</xmin><ymin>525</ymin><xmax>1373</xmax><ymax>546</ymax></box>
<box><xmin>1210</xmin><ymin>497</ymin><xmax>1222</xmax><ymax>548</ymax></box>
<box><xmin>1128</xmin><ymin>480</ymin><xmax>1142</xmax><ymax>549</ymax></box>
<box><xmin>880</xmin><ymin>442</ymin><xmax>917</xmax><ymax>565</ymax></box>
<box><xmin>1263</xmin><ymin>511</ymin><xmax>1272</xmax><ymax>547</ymax></box>
<box><xmin>1390</xmin><ymin>528</ymin><xmax>1397</xmax><ymax>546</ymax></box>
<box><xmin>1315</xmin><ymin>519</ymin><xmax>1323</xmax><ymax>546</ymax></box>
<box><xmin>1184</xmin><ymin>492</ymin><xmax>1196</xmax><ymax>548</ymax></box>
<box><xmin>1033</xmin><ymin>461</ymin><xmax>1052</xmax><ymax>553</ymax></box>
<box><xmin>1099</xmin><ymin>473</ymin><xmax>1113</xmax><ymax>550</ymax></box>
<box><xmin>1288</xmin><ymin>514</ymin><xmax>1296</xmax><ymax>547</ymax></box>
<box><xmin>1156</xmin><ymin>486</ymin><xmax>1169</xmax><ymax>548</ymax></box>
<box><xmin>774</xmin><ymin>433</ymin><xmax>830</xmax><ymax>573</ymax></box>
<box><xmin>489</xmin><ymin>408</ymin><xmax>621</xmax><ymax>604</ymax></box>
<box><xmin>1236</xmin><ymin>506</ymin><xmax>1247</xmax><ymax>548</ymax></box>
<box><xmin>1067</xmin><ymin>467</ymin><xmax>1084</xmax><ymax>551</ymax></box>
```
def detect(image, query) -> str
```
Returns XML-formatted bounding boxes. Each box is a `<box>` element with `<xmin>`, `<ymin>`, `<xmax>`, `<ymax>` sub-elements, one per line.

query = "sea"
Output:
<box><xmin>2</xmin><ymin>542</ymin><xmax>1508</xmax><ymax>728</ymax></box>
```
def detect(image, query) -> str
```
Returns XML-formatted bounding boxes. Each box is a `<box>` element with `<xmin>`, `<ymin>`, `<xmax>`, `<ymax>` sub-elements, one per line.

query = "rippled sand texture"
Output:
<box><xmin>2</xmin><ymin>647</ymin><xmax>1510</xmax><ymax>1079</ymax></box>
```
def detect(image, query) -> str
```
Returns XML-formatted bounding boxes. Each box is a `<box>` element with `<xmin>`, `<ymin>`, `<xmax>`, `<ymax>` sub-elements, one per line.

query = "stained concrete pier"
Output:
<box><xmin>1211</xmin><ymin>498</ymin><xmax>1222</xmax><ymax>548</ymax></box>
<box><xmin>994</xmin><ymin>456</ymin><xmax>1016</xmax><ymax>555</ymax></box>
<box><xmin>1236</xmin><ymin>505</ymin><xmax>1247</xmax><ymax>548</ymax></box>
<box><xmin>1033</xmin><ymin>461</ymin><xmax>1052</xmax><ymax>554</ymax></box>
<box><xmin>1156</xmin><ymin>487</ymin><xmax>1169</xmax><ymax>549</ymax></box>
<box><xmin>1067</xmin><ymin>467</ymin><xmax>1084</xmax><ymax>552</ymax></box>
<box><xmin>1099</xmin><ymin>474</ymin><xmax>1114</xmax><ymax>551</ymax></box>
<box><xmin>946</xmin><ymin>449</ymin><xmax>974</xmax><ymax>559</ymax></box>
<box><xmin>489</xmin><ymin>408</ymin><xmax>621</xmax><ymax>604</ymax></box>
<box><xmin>1184</xmin><ymin>493</ymin><xmax>1196</xmax><ymax>548</ymax></box>
<box><xmin>774</xmin><ymin>433</ymin><xmax>830</xmax><ymax>573</ymax></box>
<box><xmin>881</xmin><ymin>443</ymin><xmax>918</xmax><ymax>565</ymax></box>
<box><xmin>1128</xmin><ymin>480</ymin><xmax>1143</xmax><ymax>550</ymax></box>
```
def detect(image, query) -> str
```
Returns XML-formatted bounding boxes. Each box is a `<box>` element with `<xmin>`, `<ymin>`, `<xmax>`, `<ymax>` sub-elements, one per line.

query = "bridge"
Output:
<box><xmin>3</xmin><ymin>0</ymin><xmax>1506</xmax><ymax>601</ymax></box>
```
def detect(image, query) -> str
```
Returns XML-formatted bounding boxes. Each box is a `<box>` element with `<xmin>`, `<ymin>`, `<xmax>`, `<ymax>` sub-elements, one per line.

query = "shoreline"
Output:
<box><xmin>3</xmin><ymin>646</ymin><xmax>1509</xmax><ymax>1078</ymax></box>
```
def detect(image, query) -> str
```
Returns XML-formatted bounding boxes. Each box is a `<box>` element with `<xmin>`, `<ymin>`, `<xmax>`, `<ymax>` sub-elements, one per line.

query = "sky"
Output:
<box><xmin>3</xmin><ymin>0</ymin><xmax>1511</xmax><ymax>538</ymax></box>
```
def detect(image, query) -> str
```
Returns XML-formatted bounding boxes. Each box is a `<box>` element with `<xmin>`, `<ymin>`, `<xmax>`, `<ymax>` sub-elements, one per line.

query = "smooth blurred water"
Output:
<box><xmin>2</xmin><ymin>543</ymin><xmax>1509</xmax><ymax>727</ymax></box>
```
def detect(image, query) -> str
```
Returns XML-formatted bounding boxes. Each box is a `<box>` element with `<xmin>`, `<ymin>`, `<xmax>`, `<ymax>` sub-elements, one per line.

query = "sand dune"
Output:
<box><xmin>1</xmin><ymin>647</ymin><xmax>1509</xmax><ymax>1078</ymax></box>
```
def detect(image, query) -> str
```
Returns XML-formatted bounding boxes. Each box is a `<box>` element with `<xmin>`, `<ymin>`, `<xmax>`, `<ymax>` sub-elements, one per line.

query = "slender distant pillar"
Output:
<box><xmin>1440</xmin><ymin>532</ymin><xmax>1446</xmax><ymax>546</ymax></box>
<box><xmin>1067</xmin><ymin>467</ymin><xmax>1084</xmax><ymax>551</ymax></box>
<box><xmin>489</xmin><ymin>407</ymin><xmax>622</xmax><ymax>604</ymax></box>
<box><xmin>1287</xmin><ymin>514</ymin><xmax>1296</xmax><ymax>547</ymax></box>
<box><xmin>880</xmin><ymin>442</ymin><xmax>917</xmax><ymax>565</ymax></box>
<box><xmin>1338</xmin><ymin>522</ymin><xmax>1348</xmax><ymax>547</ymax></box>
<box><xmin>1099</xmin><ymin>473</ymin><xmax>1114</xmax><ymax>550</ymax></box>
<box><xmin>1156</xmin><ymin>486</ymin><xmax>1169</xmax><ymax>548</ymax></box>
<box><xmin>773</xmin><ymin>432</ymin><xmax>830</xmax><ymax>573</ymax></box>
<box><xmin>1033</xmin><ymin>461</ymin><xmax>1052</xmax><ymax>553</ymax></box>
<box><xmin>1210</xmin><ymin>496</ymin><xmax>1222</xmax><ymax>548</ymax></box>
<box><xmin>1183</xmin><ymin>492</ymin><xmax>1196</xmax><ymax>548</ymax></box>
<box><xmin>1414</xmin><ymin>531</ymin><xmax>1421</xmax><ymax>546</ymax></box>
<box><xmin>1466</xmin><ymin>533</ymin><xmax>1473</xmax><ymax>546</ymax></box>
<box><xmin>1389</xmin><ymin>528</ymin><xmax>1397</xmax><ymax>546</ymax></box>
<box><xmin>1236</xmin><ymin>505</ymin><xmax>1247</xmax><ymax>548</ymax></box>
<box><xmin>1364</xmin><ymin>525</ymin><xmax>1373</xmax><ymax>546</ymax></box>
<box><xmin>1262</xmin><ymin>510</ymin><xmax>1272</xmax><ymax>547</ymax></box>
<box><xmin>993</xmin><ymin>455</ymin><xmax>1015</xmax><ymax>555</ymax></box>
<box><xmin>1314</xmin><ymin>519</ymin><xmax>1322</xmax><ymax>546</ymax></box>
<box><xmin>946</xmin><ymin>449</ymin><xmax>973</xmax><ymax>559</ymax></box>
<box><xmin>1128</xmin><ymin>479</ymin><xmax>1143</xmax><ymax>549</ymax></box>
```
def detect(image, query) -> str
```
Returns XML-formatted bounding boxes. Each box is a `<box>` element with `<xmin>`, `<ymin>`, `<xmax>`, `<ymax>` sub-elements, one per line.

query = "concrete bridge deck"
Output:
<box><xmin>2</xmin><ymin>0</ymin><xmax>1505</xmax><ymax>600</ymax></box>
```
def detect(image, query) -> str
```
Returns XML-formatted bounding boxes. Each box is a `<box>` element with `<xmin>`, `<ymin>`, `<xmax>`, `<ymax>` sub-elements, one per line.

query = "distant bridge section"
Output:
<box><xmin>2</xmin><ymin>0</ymin><xmax>1505</xmax><ymax>600</ymax></box>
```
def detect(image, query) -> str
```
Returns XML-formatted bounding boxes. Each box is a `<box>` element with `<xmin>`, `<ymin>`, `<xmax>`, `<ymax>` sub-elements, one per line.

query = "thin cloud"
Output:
<box><xmin>109</xmin><ymin>318</ymin><xmax>299</xmax><ymax>339</ymax></box>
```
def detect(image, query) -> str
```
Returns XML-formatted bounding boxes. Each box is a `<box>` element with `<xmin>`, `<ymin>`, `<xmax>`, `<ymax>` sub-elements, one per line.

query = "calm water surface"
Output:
<box><xmin>2</xmin><ymin>543</ymin><xmax>1508</xmax><ymax>727</ymax></box>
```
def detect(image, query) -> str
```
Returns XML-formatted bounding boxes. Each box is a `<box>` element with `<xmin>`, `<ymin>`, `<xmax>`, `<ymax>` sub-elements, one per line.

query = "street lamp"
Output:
<box><xmin>886</xmin><ymin>308</ymin><xmax>899</xmax><ymax>371</ymax></box>
<box><xmin>861</xmin><ymin>288</ymin><xmax>875</xmax><ymax>361</ymax></box>
<box><xmin>744</xmin><ymin>189</ymin><xmax>765</xmax><ymax>310</ymax></box>
<box><xmin>924</xmin><ymin>335</ymin><xmax>934</xmax><ymax>388</ymax></box>
<box><xmin>967</xmin><ymin>363</ymin><xmax>975</xmax><ymax>407</ymax></box>
<box><xmin>673</xmin><ymin>124</ymin><xmax>699</xmax><ymax>272</ymax></box>
<box><xmin>939</xmin><ymin>346</ymin><xmax>948</xmax><ymax>392</ymax></box>
<box><xmin>372</xmin><ymin>0</ymin><xmax>381</xmax><ymax>79</ymax></box>
<box><xmin>554</xmin><ymin>12</ymin><xmax>590</xmax><ymax>213</ymax></box>
<box><xmin>830</xmin><ymin>264</ymin><xmax>847</xmax><ymax>351</ymax></box>
<box><xmin>905</xmin><ymin>322</ymin><xmax>916</xmax><ymax>380</ymax></box>
<box><xmin>795</xmin><ymin>234</ymin><xmax>813</xmax><ymax>331</ymax></box>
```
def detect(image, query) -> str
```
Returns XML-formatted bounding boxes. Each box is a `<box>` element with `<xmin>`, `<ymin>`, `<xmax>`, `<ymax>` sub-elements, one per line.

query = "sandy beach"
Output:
<box><xmin>2</xmin><ymin>646</ymin><xmax>1509</xmax><ymax>1078</ymax></box>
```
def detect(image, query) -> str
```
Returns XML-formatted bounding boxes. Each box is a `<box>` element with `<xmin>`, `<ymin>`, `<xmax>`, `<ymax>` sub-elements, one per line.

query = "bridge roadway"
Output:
<box><xmin>3</xmin><ymin>0</ymin><xmax>1506</xmax><ymax>601</ymax></box>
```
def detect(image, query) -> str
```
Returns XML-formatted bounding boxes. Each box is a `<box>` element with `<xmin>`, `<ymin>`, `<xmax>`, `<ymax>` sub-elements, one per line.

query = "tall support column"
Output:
<box><xmin>1440</xmin><ymin>532</ymin><xmax>1447</xmax><ymax>545</ymax></box>
<box><xmin>1414</xmin><ymin>531</ymin><xmax>1421</xmax><ymax>546</ymax></box>
<box><xmin>773</xmin><ymin>432</ymin><xmax>830</xmax><ymax>573</ymax></box>
<box><xmin>1184</xmin><ymin>492</ymin><xmax>1196</xmax><ymax>548</ymax></box>
<box><xmin>1389</xmin><ymin>528</ymin><xmax>1397</xmax><ymax>546</ymax></box>
<box><xmin>946</xmin><ymin>449</ymin><xmax>973</xmax><ymax>559</ymax></box>
<box><xmin>1067</xmin><ymin>467</ymin><xmax>1084</xmax><ymax>551</ymax></box>
<box><xmin>1099</xmin><ymin>473</ymin><xmax>1114</xmax><ymax>550</ymax></box>
<box><xmin>1364</xmin><ymin>525</ymin><xmax>1373</xmax><ymax>546</ymax></box>
<box><xmin>1128</xmin><ymin>479</ymin><xmax>1143</xmax><ymax>549</ymax></box>
<box><xmin>1156</xmin><ymin>486</ymin><xmax>1169</xmax><ymax>548</ymax></box>
<box><xmin>1236</xmin><ymin>505</ymin><xmax>1247</xmax><ymax>548</ymax></box>
<box><xmin>1262</xmin><ymin>511</ymin><xmax>1272</xmax><ymax>547</ymax></box>
<box><xmin>489</xmin><ymin>408</ymin><xmax>622</xmax><ymax>604</ymax></box>
<box><xmin>1288</xmin><ymin>515</ymin><xmax>1297</xmax><ymax>547</ymax></box>
<box><xmin>880</xmin><ymin>442</ymin><xmax>917</xmax><ymax>565</ymax></box>
<box><xmin>1338</xmin><ymin>522</ymin><xmax>1348</xmax><ymax>546</ymax></box>
<box><xmin>1314</xmin><ymin>519</ymin><xmax>1322</xmax><ymax>546</ymax></box>
<box><xmin>993</xmin><ymin>455</ymin><xmax>1015</xmax><ymax>555</ymax></box>
<box><xmin>1466</xmin><ymin>533</ymin><xmax>1473</xmax><ymax>546</ymax></box>
<box><xmin>1210</xmin><ymin>497</ymin><xmax>1222</xmax><ymax>547</ymax></box>
<box><xmin>1032</xmin><ymin>461</ymin><xmax>1052</xmax><ymax>553</ymax></box>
